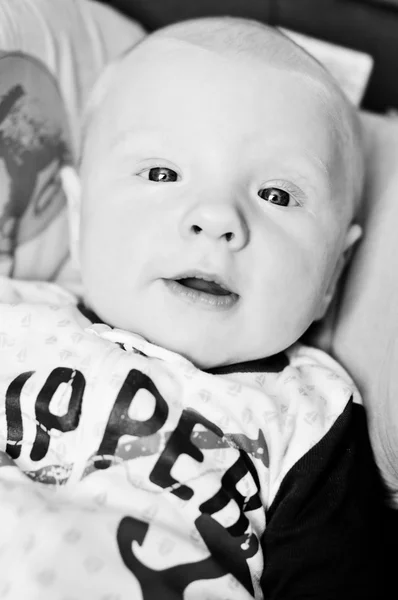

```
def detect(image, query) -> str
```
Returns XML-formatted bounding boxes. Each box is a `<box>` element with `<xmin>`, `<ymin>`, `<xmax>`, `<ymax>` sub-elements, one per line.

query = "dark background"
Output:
<box><xmin>98</xmin><ymin>0</ymin><xmax>398</xmax><ymax>114</ymax></box>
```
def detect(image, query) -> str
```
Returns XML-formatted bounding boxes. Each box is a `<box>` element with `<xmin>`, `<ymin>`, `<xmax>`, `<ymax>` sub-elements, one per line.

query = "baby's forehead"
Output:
<box><xmin>102</xmin><ymin>28</ymin><xmax>346</xmax><ymax>148</ymax></box>
<box><xmin>103</xmin><ymin>35</ymin><xmax>340</xmax><ymax>128</ymax></box>
<box><xmin>103</xmin><ymin>36</ymin><xmax>341</xmax><ymax>152</ymax></box>
<box><xmin>97</xmin><ymin>36</ymin><xmax>336</xmax><ymax>141</ymax></box>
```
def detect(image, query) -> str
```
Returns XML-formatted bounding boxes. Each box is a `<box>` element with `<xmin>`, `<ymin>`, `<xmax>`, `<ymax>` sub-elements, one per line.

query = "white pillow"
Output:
<box><xmin>333</xmin><ymin>112</ymin><xmax>398</xmax><ymax>502</ymax></box>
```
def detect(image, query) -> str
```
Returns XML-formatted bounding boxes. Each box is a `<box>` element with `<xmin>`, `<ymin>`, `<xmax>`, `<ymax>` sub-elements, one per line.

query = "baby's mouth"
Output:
<box><xmin>175</xmin><ymin>277</ymin><xmax>231</xmax><ymax>296</ymax></box>
<box><xmin>164</xmin><ymin>272</ymin><xmax>239</xmax><ymax>310</ymax></box>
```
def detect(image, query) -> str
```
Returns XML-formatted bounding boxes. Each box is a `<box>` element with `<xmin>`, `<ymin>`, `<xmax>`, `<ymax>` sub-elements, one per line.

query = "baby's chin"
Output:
<box><xmin>170</xmin><ymin>345</ymin><xmax>233</xmax><ymax>371</ymax></box>
<box><xmin>144</xmin><ymin>331</ymin><xmax>257</xmax><ymax>371</ymax></box>
<box><xmin>169</xmin><ymin>347</ymin><xmax>242</xmax><ymax>371</ymax></box>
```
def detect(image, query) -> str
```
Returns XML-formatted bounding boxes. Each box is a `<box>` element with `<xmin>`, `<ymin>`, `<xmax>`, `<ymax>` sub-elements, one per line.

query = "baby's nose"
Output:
<box><xmin>180</xmin><ymin>202</ymin><xmax>248</xmax><ymax>250</ymax></box>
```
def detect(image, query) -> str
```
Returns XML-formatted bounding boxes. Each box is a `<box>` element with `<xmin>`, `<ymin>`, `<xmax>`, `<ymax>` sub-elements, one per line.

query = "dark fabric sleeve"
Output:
<box><xmin>261</xmin><ymin>400</ymin><xmax>389</xmax><ymax>599</ymax></box>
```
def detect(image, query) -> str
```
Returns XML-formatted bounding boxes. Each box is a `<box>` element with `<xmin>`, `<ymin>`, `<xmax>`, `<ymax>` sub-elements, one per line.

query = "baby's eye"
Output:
<box><xmin>258</xmin><ymin>187</ymin><xmax>299</xmax><ymax>207</ymax></box>
<box><xmin>140</xmin><ymin>167</ymin><xmax>179</xmax><ymax>182</ymax></box>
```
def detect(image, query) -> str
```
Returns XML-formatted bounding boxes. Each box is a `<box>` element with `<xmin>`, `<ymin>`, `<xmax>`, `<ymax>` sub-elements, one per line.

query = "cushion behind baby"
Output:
<box><xmin>332</xmin><ymin>111</ymin><xmax>398</xmax><ymax>491</ymax></box>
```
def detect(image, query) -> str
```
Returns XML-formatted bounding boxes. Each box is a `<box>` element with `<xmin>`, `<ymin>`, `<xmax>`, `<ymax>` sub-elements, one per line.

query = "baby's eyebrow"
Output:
<box><xmin>275</xmin><ymin>145</ymin><xmax>330</xmax><ymax>176</ymax></box>
<box><xmin>304</xmin><ymin>153</ymin><xmax>330</xmax><ymax>178</ymax></box>
<box><xmin>257</xmin><ymin>148</ymin><xmax>332</xmax><ymax>192</ymax></box>
<box><xmin>299</xmin><ymin>153</ymin><xmax>332</xmax><ymax>190</ymax></box>
<box><xmin>244</xmin><ymin>134</ymin><xmax>332</xmax><ymax>180</ymax></box>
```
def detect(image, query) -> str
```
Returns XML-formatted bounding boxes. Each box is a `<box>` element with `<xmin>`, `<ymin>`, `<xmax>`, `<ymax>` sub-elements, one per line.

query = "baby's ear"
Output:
<box><xmin>60</xmin><ymin>166</ymin><xmax>82</xmax><ymax>271</ymax></box>
<box><xmin>315</xmin><ymin>223</ymin><xmax>362</xmax><ymax>321</ymax></box>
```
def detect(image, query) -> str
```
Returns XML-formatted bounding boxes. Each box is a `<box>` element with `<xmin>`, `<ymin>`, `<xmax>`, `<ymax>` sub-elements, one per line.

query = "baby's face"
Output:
<box><xmin>80</xmin><ymin>39</ymin><xmax>352</xmax><ymax>369</ymax></box>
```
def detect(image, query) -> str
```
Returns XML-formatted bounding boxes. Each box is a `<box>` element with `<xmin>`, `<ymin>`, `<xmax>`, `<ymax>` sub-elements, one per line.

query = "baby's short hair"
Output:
<box><xmin>82</xmin><ymin>17</ymin><xmax>364</xmax><ymax>221</ymax></box>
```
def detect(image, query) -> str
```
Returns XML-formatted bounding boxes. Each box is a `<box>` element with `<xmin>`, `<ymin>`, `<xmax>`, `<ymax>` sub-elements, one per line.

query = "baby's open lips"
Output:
<box><xmin>175</xmin><ymin>277</ymin><xmax>231</xmax><ymax>296</ymax></box>
<box><xmin>167</xmin><ymin>271</ymin><xmax>238</xmax><ymax>297</ymax></box>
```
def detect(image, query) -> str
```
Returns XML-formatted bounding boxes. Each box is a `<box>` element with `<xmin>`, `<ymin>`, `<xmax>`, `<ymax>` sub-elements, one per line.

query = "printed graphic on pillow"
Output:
<box><xmin>0</xmin><ymin>52</ymin><xmax>72</xmax><ymax>278</ymax></box>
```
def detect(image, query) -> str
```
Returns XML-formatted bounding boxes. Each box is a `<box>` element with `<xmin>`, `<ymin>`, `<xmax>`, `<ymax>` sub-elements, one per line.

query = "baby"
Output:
<box><xmin>77</xmin><ymin>18</ymin><xmax>363</xmax><ymax>371</ymax></box>
<box><xmin>0</xmin><ymin>17</ymin><xmax>385</xmax><ymax>600</ymax></box>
